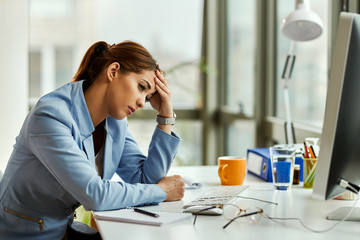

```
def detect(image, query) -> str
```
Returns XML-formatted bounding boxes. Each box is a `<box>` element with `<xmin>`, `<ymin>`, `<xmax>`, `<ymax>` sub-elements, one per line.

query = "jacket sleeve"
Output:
<box><xmin>116</xmin><ymin>124</ymin><xmax>181</xmax><ymax>184</ymax></box>
<box><xmin>27</xmin><ymin>106</ymin><xmax>166</xmax><ymax>211</ymax></box>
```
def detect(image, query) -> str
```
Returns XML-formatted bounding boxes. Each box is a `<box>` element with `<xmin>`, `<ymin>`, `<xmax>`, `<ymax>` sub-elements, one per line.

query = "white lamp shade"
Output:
<box><xmin>281</xmin><ymin>0</ymin><xmax>323</xmax><ymax>41</ymax></box>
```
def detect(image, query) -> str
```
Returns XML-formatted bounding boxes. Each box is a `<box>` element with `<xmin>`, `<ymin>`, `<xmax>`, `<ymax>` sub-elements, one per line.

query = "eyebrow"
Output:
<box><xmin>142</xmin><ymin>79</ymin><xmax>152</xmax><ymax>90</ymax></box>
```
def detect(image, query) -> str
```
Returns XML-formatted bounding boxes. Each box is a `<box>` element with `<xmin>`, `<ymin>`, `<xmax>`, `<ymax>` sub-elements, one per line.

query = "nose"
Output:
<box><xmin>137</xmin><ymin>97</ymin><xmax>145</xmax><ymax>109</ymax></box>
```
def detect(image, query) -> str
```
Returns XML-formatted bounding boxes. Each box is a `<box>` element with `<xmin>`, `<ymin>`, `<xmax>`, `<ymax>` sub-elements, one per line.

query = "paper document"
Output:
<box><xmin>93</xmin><ymin>208</ymin><xmax>191</xmax><ymax>226</ymax></box>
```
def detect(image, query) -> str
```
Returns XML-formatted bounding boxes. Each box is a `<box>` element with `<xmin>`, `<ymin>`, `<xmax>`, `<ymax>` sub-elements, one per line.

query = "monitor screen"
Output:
<box><xmin>312</xmin><ymin>12</ymin><xmax>360</xmax><ymax>201</ymax></box>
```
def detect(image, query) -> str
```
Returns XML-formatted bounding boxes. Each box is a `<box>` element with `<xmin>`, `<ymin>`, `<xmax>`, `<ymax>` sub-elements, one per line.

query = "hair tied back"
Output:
<box><xmin>94</xmin><ymin>44</ymin><xmax>107</xmax><ymax>55</ymax></box>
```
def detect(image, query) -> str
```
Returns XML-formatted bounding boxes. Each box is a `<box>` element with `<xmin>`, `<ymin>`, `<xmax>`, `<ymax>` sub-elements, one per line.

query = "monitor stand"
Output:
<box><xmin>326</xmin><ymin>207</ymin><xmax>360</xmax><ymax>221</ymax></box>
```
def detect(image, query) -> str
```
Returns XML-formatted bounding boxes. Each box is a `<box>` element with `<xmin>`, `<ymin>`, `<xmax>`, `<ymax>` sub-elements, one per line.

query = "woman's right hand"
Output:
<box><xmin>148</xmin><ymin>67</ymin><xmax>173</xmax><ymax>119</ymax></box>
<box><xmin>157</xmin><ymin>175</ymin><xmax>185</xmax><ymax>201</ymax></box>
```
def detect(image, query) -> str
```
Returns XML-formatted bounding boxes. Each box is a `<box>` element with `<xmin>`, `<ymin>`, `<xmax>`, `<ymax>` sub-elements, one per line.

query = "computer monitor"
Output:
<box><xmin>312</xmin><ymin>12</ymin><xmax>360</xmax><ymax>204</ymax></box>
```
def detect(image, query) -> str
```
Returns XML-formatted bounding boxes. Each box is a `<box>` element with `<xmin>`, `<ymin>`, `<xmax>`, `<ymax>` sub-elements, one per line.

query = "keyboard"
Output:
<box><xmin>183</xmin><ymin>185</ymin><xmax>249</xmax><ymax>209</ymax></box>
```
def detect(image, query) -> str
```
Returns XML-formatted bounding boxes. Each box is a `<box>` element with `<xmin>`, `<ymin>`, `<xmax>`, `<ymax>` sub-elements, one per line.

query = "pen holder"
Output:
<box><xmin>303</xmin><ymin>157</ymin><xmax>317</xmax><ymax>189</ymax></box>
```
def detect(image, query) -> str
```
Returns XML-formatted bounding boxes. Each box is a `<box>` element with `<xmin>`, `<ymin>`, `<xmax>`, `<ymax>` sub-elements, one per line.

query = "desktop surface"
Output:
<box><xmin>95</xmin><ymin>166</ymin><xmax>360</xmax><ymax>240</ymax></box>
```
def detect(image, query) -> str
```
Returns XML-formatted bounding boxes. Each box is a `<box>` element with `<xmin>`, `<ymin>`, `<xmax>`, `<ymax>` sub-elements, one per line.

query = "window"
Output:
<box><xmin>225</xmin><ymin>0</ymin><xmax>257</xmax><ymax>157</ymax></box>
<box><xmin>29</xmin><ymin>50</ymin><xmax>41</xmax><ymax>106</ymax></box>
<box><xmin>127</xmin><ymin>120</ymin><xmax>202</xmax><ymax>166</ymax></box>
<box><xmin>226</xmin><ymin>0</ymin><xmax>256</xmax><ymax>116</ymax></box>
<box><xmin>55</xmin><ymin>47</ymin><xmax>74</xmax><ymax>87</ymax></box>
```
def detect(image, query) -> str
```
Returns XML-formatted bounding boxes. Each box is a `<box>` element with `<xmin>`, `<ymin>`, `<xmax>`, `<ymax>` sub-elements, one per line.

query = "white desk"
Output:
<box><xmin>96</xmin><ymin>166</ymin><xmax>360</xmax><ymax>240</ymax></box>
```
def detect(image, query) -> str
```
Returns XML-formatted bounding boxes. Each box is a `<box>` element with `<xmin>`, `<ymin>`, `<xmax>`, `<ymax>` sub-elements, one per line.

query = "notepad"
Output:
<box><xmin>93</xmin><ymin>208</ymin><xmax>192</xmax><ymax>226</ymax></box>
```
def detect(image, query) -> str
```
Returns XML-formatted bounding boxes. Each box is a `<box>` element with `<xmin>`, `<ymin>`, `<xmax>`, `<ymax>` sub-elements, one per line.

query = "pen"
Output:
<box><xmin>310</xmin><ymin>145</ymin><xmax>317</xmax><ymax>158</ymax></box>
<box><xmin>303</xmin><ymin>142</ymin><xmax>310</xmax><ymax>158</ymax></box>
<box><xmin>133</xmin><ymin>208</ymin><xmax>159</xmax><ymax>218</ymax></box>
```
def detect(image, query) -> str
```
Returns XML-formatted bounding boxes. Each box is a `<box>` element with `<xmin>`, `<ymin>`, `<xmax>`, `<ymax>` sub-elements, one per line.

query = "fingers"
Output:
<box><xmin>156</xmin><ymin>64</ymin><xmax>165</xmax><ymax>77</ymax></box>
<box><xmin>155</xmin><ymin>66</ymin><xmax>167</xmax><ymax>86</ymax></box>
<box><xmin>157</xmin><ymin>175</ymin><xmax>185</xmax><ymax>202</ymax></box>
<box><xmin>155</xmin><ymin>80</ymin><xmax>170</xmax><ymax>97</ymax></box>
<box><xmin>155</xmin><ymin>72</ymin><xmax>170</xmax><ymax>98</ymax></box>
<box><xmin>155</xmin><ymin>70</ymin><xmax>169</xmax><ymax>88</ymax></box>
<box><xmin>151</xmin><ymin>66</ymin><xmax>173</xmax><ymax>119</ymax></box>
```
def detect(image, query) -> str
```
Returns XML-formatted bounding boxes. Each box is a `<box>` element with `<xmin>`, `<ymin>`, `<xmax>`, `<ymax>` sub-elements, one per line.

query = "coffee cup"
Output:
<box><xmin>218</xmin><ymin>156</ymin><xmax>246</xmax><ymax>185</ymax></box>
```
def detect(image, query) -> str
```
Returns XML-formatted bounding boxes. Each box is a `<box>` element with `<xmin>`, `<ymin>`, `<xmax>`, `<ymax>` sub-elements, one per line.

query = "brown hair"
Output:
<box><xmin>73</xmin><ymin>40</ymin><xmax>158</xmax><ymax>85</ymax></box>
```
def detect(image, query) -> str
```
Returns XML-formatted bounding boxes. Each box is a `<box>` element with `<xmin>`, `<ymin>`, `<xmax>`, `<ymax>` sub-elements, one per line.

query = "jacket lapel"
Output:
<box><xmin>70</xmin><ymin>80</ymin><xmax>96</xmax><ymax>166</ymax></box>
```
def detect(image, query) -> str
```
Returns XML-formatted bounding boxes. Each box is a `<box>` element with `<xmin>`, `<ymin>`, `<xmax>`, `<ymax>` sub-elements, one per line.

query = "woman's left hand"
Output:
<box><xmin>148</xmin><ymin>68</ymin><xmax>174</xmax><ymax>118</ymax></box>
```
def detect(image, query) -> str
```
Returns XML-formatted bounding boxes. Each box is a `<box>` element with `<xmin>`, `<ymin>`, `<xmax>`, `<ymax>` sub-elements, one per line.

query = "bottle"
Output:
<box><xmin>293</xmin><ymin>164</ymin><xmax>300</xmax><ymax>185</ymax></box>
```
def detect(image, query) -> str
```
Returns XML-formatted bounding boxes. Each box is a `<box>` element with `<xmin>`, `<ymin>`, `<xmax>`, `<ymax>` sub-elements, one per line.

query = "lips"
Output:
<box><xmin>128</xmin><ymin>107</ymin><xmax>135</xmax><ymax>115</ymax></box>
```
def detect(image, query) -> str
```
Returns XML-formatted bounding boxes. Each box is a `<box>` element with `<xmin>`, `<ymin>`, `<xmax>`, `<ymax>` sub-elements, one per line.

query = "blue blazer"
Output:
<box><xmin>0</xmin><ymin>81</ymin><xmax>180</xmax><ymax>239</ymax></box>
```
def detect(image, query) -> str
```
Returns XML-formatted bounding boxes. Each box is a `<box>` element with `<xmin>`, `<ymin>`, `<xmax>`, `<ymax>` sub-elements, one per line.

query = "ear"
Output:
<box><xmin>107</xmin><ymin>62</ymin><xmax>121</xmax><ymax>82</ymax></box>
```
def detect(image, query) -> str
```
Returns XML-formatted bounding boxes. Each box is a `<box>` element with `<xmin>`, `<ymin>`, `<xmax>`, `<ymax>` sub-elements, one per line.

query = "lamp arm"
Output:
<box><xmin>282</xmin><ymin>41</ymin><xmax>296</xmax><ymax>144</ymax></box>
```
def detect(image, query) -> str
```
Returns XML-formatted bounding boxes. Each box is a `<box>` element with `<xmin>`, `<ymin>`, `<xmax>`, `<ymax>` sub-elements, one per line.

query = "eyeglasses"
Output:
<box><xmin>222</xmin><ymin>196</ymin><xmax>278</xmax><ymax>229</ymax></box>
<box><xmin>222</xmin><ymin>204</ymin><xmax>263</xmax><ymax>229</ymax></box>
<box><xmin>191</xmin><ymin>196</ymin><xmax>278</xmax><ymax>227</ymax></box>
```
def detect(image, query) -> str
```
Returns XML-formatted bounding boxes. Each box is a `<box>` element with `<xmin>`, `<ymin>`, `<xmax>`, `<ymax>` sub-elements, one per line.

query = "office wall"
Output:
<box><xmin>0</xmin><ymin>0</ymin><xmax>28</xmax><ymax>171</ymax></box>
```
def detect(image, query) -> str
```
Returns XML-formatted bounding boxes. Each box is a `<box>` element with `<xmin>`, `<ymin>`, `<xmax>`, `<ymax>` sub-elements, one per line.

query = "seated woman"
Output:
<box><xmin>0</xmin><ymin>40</ymin><xmax>184</xmax><ymax>240</ymax></box>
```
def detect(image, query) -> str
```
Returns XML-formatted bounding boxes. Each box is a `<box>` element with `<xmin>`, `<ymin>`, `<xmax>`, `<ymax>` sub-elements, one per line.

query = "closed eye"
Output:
<box><xmin>139</xmin><ymin>84</ymin><xmax>151</xmax><ymax>102</ymax></box>
<box><xmin>138</xmin><ymin>83</ymin><xmax>146</xmax><ymax>91</ymax></box>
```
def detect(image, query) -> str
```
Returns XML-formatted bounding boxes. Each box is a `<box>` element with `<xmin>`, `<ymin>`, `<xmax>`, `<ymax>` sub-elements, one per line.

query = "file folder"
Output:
<box><xmin>247</xmin><ymin>148</ymin><xmax>272</xmax><ymax>182</ymax></box>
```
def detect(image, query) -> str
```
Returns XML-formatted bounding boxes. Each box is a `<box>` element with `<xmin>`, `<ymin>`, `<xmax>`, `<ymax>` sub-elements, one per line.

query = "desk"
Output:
<box><xmin>95</xmin><ymin>166</ymin><xmax>360</xmax><ymax>240</ymax></box>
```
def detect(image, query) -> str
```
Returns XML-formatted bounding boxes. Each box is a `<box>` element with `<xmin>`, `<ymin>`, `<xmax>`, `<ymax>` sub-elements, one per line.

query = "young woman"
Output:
<box><xmin>0</xmin><ymin>41</ymin><xmax>184</xmax><ymax>239</ymax></box>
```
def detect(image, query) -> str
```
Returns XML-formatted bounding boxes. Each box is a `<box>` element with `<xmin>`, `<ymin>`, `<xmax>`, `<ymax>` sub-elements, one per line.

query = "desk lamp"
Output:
<box><xmin>280</xmin><ymin>0</ymin><xmax>323</xmax><ymax>144</ymax></box>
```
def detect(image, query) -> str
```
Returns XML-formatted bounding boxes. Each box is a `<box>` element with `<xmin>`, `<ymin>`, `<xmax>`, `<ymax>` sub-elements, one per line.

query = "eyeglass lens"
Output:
<box><xmin>224</xmin><ymin>204</ymin><xmax>262</xmax><ymax>223</ymax></box>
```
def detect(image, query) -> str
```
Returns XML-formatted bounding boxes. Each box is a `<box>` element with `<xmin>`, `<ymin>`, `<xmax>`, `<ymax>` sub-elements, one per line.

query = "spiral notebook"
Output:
<box><xmin>93</xmin><ymin>208</ymin><xmax>191</xmax><ymax>226</ymax></box>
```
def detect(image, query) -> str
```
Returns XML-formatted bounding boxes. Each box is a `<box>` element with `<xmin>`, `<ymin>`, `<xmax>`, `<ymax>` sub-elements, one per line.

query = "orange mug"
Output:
<box><xmin>218</xmin><ymin>156</ymin><xmax>246</xmax><ymax>185</ymax></box>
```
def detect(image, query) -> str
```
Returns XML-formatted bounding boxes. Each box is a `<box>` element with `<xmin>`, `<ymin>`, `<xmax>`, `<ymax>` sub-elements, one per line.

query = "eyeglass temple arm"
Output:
<box><xmin>236</xmin><ymin>196</ymin><xmax>278</xmax><ymax>205</ymax></box>
<box><xmin>193</xmin><ymin>205</ymin><xmax>223</xmax><ymax>225</ymax></box>
<box><xmin>222</xmin><ymin>210</ymin><xmax>263</xmax><ymax>229</ymax></box>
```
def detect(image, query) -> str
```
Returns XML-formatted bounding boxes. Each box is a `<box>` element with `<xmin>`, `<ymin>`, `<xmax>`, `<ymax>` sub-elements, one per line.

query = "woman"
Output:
<box><xmin>0</xmin><ymin>40</ymin><xmax>184</xmax><ymax>239</ymax></box>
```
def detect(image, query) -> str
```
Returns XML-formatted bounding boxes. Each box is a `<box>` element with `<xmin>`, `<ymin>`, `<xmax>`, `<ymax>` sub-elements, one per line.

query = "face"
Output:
<box><xmin>105</xmin><ymin>65</ymin><xmax>156</xmax><ymax>120</ymax></box>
